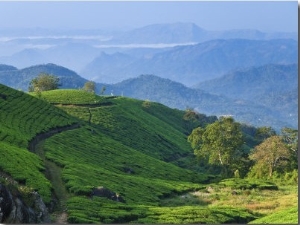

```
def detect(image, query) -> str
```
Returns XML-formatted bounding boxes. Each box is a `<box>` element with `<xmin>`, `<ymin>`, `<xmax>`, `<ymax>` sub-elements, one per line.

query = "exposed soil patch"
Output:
<box><xmin>54</xmin><ymin>212</ymin><xmax>68</xmax><ymax>224</ymax></box>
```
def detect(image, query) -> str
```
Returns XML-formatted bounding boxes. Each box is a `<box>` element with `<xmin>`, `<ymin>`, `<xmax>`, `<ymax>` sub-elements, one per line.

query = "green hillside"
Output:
<box><xmin>0</xmin><ymin>86</ymin><xmax>297</xmax><ymax>224</ymax></box>
<box><xmin>0</xmin><ymin>84</ymin><xmax>77</xmax><ymax>202</ymax></box>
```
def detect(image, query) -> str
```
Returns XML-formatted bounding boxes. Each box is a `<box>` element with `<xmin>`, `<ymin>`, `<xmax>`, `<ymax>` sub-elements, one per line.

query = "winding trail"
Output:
<box><xmin>28</xmin><ymin>123</ymin><xmax>81</xmax><ymax>224</ymax></box>
<box><xmin>28</xmin><ymin>123</ymin><xmax>80</xmax><ymax>152</ymax></box>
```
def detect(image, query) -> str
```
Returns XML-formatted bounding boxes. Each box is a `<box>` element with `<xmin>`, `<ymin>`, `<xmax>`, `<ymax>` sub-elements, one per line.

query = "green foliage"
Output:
<box><xmin>34</xmin><ymin>89</ymin><xmax>107</xmax><ymax>105</ymax></box>
<box><xmin>189</xmin><ymin>117</ymin><xmax>244</xmax><ymax>176</ymax></box>
<box><xmin>0</xmin><ymin>84</ymin><xmax>76</xmax><ymax>148</ymax></box>
<box><xmin>217</xmin><ymin>178</ymin><xmax>278</xmax><ymax>191</ymax></box>
<box><xmin>82</xmin><ymin>81</ymin><xmax>96</xmax><ymax>93</ymax></box>
<box><xmin>255</xmin><ymin>126</ymin><xmax>276</xmax><ymax>142</ymax></box>
<box><xmin>0</xmin><ymin>142</ymin><xmax>52</xmax><ymax>202</ymax></box>
<box><xmin>28</xmin><ymin>73</ymin><xmax>60</xmax><ymax>92</ymax></box>
<box><xmin>136</xmin><ymin>205</ymin><xmax>257</xmax><ymax>224</ymax></box>
<box><xmin>142</xmin><ymin>99</ymin><xmax>151</xmax><ymax>108</ymax></box>
<box><xmin>44</xmin><ymin>127</ymin><xmax>207</xmax><ymax>201</ymax></box>
<box><xmin>281</xmin><ymin>127</ymin><xmax>298</xmax><ymax>170</ymax></box>
<box><xmin>248</xmin><ymin>206</ymin><xmax>298</xmax><ymax>224</ymax></box>
<box><xmin>65</xmin><ymin>196</ymin><xmax>257</xmax><ymax>224</ymax></box>
<box><xmin>249</xmin><ymin>136</ymin><xmax>291</xmax><ymax>178</ymax></box>
<box><xmin>65</xmin><ymin>97</ymin><xmax>197</xmax><ymax>161</ymax></box>
<box><xmin>1</xmin><ymin>86</ymin><xmax>296</xmax><ymax>224</ymax></box>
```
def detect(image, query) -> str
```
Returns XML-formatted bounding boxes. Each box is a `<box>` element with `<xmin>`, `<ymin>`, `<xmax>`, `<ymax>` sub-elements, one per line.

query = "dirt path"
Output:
<box><xmin>28</xmin><ymin>123</ymin><xmax>81</xmax><ymax>224</ymax></box>
<box><xmin>28</xmin><ymin>123</ymin><xmax>80</xmax><ymax>152</ymax></box>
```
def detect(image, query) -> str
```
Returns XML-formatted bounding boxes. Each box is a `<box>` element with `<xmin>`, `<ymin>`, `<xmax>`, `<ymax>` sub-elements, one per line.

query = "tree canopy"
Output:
<box><xmin>249</xmin><ymin>135</ymin><xmax>291</xmax><ymax>178</ymax></box>
<box><xmin>188</xmin><ymin>116</ymin><xmax>244</xmax><ymax>176</ymax></box>
<box><xmin>28</xmin><ymin>73</ymin><xmax>60</xmax><ymax>92</ymax></box>
<box><xmin>83</xmin><ymin>81</ymin><xmax>96</xmax><ymax>93</ymax></box>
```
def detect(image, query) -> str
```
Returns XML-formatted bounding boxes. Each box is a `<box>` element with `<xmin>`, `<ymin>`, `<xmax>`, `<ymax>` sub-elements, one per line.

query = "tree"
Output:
<box><xmin>83</xmin><ymin>81</ymin><xmax>96</xmax><ymax>93</ymax></box>
<box><xmin>249</xmin><ymin>135</ymin><xmax>291</xmax><ymax>178</ymax></box>
<box><xmin>255</xmin><ymin>126</ymin><xmax>276</xmax><ymax>141</ymax></box>
<box><xmin>28</xmin><ymin>73</ymin><xmax>60</xmax><ymax>92</ymax></box>
<box><xmin>142</xmin><ymin>99</ymin><xmax>151</xmax><ymax>108</ymax></box>
<box><xmin>281</xmin><ymin>127</ymin><xmax>298</xmax><ymax>170</ymax></box>
<box><xmin>100</xmin><ymin>86</ymin><xmax>106</xmax><ymax>95</ymax></box>
<box><xmin>188</xmin><ymin>117</ymin><xmax>244</xmax><ymax>176</ymax></box>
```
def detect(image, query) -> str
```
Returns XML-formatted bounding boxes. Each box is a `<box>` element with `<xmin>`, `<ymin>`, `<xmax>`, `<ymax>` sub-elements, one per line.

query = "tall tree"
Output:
<box><xmin>249</xmin><ymin>135</ymin><xmax>291</xmax><ymax>178</ymax></box>
<box><xmin>28</xmin><ymin>73</ymin><xmax>60</xmax><ymax>92</ymax></box>
<box><xmin>281</xmin><ymin>127</ymin><xmax>298</xmax><ymax>170</ymax></box>
<box><xmin>188</xmin><ymin>117</ymin><xmax>244</xmax><ymax>176</ymax></box>
<box><xmin>83</xmin><ymin>81</ymin><xmax>96</xmax><ymax>93</ymax></box>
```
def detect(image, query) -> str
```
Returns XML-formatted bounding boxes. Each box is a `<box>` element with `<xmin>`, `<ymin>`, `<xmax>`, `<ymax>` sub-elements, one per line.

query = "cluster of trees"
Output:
<box><xmin>28</xmin><ymin>73</ymin><xmax>60</xmax><ymax>92</ymax></box>
<box><xmin>188</xmin><ymin>116</ymin><xmax>298</xmax><ymax>180</ymax></box>
<box><xmin>28</xmin><ymin>73</ymin><xmax>106</xmax><ymax>94</ymax></box>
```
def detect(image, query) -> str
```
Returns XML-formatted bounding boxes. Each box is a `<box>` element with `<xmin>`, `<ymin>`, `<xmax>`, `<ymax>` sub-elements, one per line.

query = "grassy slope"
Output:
<box><xmin>249</xmin><ymin>206</ymin><xmax>298</xmax><ymax>224</ymax></box>
<box><xmin>0</xmin><ymin>87</ymin><xmax>296</xmax><ymax>224</ymax></box>
<box><xmin>0</xmin><ymin>84</ymin><xmax>77</xmax><ymax>202</ymax></box>
<box><xmin>36</xmin><ymin>89</ymin><xmax>258</xmax><ymax>223</ymax></box>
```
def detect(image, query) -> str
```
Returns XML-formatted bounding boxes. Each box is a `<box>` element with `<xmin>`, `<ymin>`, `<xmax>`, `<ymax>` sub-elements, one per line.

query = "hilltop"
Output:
<box><xmin>0</xmin><ymin>63</ymin><xmax>88</xmax><ymax>91</ymax></box>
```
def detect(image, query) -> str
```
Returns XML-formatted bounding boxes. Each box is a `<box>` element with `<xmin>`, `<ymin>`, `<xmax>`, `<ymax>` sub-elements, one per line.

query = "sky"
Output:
<box><xmin>0</xmin><ymin>1</ymin><xmax>298</xmax><ymax>32</ymax></box>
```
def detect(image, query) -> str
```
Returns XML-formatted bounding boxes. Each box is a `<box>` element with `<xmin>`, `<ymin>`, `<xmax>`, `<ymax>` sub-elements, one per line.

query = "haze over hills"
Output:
<box><xmin>195</xmin><ymin>64</ymin><xmax>298</xmax><ymax>100</ymax></box>
<box><xmin>82</xmin><ymin>38</ymin><xmax>297</xmax><ymax>85</ymax></box>
<box><xmin>0</xmin><ymin>22</ymin><xmax>297</xmax><ymax>130</ymax></box>
<box><xmin>0</xmin><ymin>22</ymin><xmax>297</xmax><ymax>80</ymax></box>
<box><xmin>194</xmin><ymin>63</ymin><xmax>298</xmax><ymax>128</ymax></box>
<box><xmin>107</xmin><ymin>22</ymin><xmax>297</xmax><ymax>44</ymax></box>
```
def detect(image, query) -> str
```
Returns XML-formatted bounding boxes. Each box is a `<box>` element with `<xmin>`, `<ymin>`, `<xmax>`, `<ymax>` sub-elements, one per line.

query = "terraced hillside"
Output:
<box><xmin>0</xmin><ymin>87</ymin><xmax>296</xmax><ymax>224</ymax></box>
<box><xmin>36</xmin><ymin>89</ymin><xmax>257</xmax><ymax>223</ymax></box>
<box><xmin>0</xmin><ymin>84</ymin><xmax>77</xmax><ymax>202</ymax></box>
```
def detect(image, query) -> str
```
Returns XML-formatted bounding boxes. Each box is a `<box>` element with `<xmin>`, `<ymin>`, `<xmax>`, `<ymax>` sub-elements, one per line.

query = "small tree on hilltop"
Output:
<box><xmin>83</xmin><ymin>81</ymin><xmax>96</xmax><ymax>93</ymax></box>
<box><xmin>29</xmin><ymin>73</ymin><xmax>60</xmax><ymax>92</ymax></box>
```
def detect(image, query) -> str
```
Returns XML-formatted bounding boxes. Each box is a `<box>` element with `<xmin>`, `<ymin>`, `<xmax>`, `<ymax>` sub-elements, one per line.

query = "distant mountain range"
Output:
<box><xmin>106</xmin><ymin>22</ymin><xmax>297</xmax><ymax>44</ymax></box>
<box><xmin>0</xmin><ymin>22</ymin><xmax>297</xmax><ymax>83</ymax></box>
<box><xmin>0</xmin><ymin>63</ymin><xmax>297</xmax><ymax>131</ymax></box>
<box><xmin>195</xmin><ymin>64</ymin><xmax>298</xmax><ymax>100</ymax></box>
<box><xmin>82</xmin><ymin>38</ymin><xmax>297</xmax><ymax>85</ymax></box>
<box><xmin>194</xmin><ymin>63</ymin><xmax>298</xmax><ymax>127</ymax></box>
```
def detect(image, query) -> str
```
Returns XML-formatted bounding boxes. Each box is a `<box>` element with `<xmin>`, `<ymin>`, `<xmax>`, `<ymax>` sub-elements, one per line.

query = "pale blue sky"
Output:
<box><xmin>0</xmin><ymin>1</ymin><xmax>297</xmax><ymax>32</ymax></box>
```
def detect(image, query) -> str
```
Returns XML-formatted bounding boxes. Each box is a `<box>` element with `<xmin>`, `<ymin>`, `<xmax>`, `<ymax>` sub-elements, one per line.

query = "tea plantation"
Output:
<box><xmin>0</xmin><ymin>86</ymin><xmax>297</xmax><ymax>224</ymax></box>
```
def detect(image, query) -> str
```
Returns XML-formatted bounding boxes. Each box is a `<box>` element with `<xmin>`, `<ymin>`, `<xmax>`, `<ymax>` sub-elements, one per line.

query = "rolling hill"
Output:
<box><xmin>106</xmin><ymin>74</ymin><xmax>296</xmax><ymax>130</ymax></box>
<box><xmin>0</xmin><ymin>63</ymin><xmax>89</xmax><ymax>91</ymax></box>
<box><xmin>194</xmin><ymin>64</ymin><xmax>298</xmax><ymax>100</ymax></box>
<box><xmin>194</xmin><ymin>64</ymin><xmax>298</xmax><ymax>128</ymax></box>
<box><xmin>0</xmin><ymin>85</ymin><xmax>216</xmax><ymax>223</ymax></box>
<box><xmin>0</xmin><ymin>62</ymin><xmax>296</xmax><ymax>130</ymax></box>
